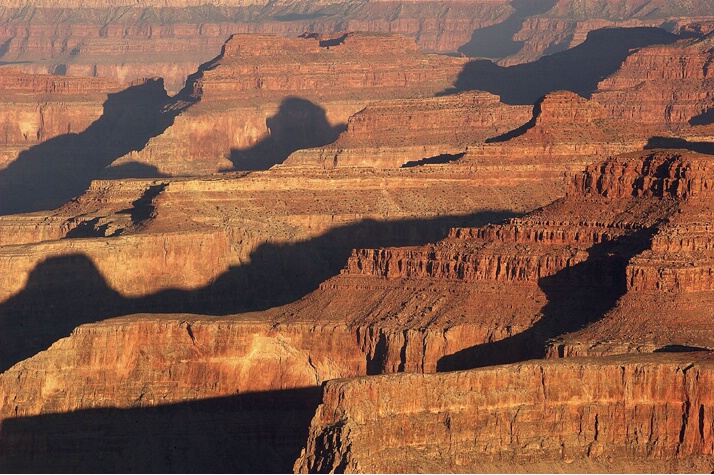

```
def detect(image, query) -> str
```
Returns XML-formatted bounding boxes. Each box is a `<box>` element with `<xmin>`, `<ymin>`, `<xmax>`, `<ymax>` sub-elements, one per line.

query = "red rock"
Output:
<box><xmin>296</xmin><ymin>353</ymin><xmax>714</xmax><ymax>473</ymax></box>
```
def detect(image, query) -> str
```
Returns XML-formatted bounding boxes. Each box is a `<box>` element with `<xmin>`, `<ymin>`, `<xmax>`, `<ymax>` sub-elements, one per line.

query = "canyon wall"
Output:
<box><xmin>296</xmin><ymin>354</ymin><xmax>714</xmax><ymax>473</ymax></box>
<box><xmin>0</xmin><ymin>71</ymin><xmax>123</xmax><ymax>169</ymax></box>
<box><xmin>112</xmin><ymin>32</ymin><xmax>469</xmax><ymax>175</ymax></box>
<box><xmin>1</xmin><ymin>0</ymin><xmax>712</xmax><ymax>94</ymax></box>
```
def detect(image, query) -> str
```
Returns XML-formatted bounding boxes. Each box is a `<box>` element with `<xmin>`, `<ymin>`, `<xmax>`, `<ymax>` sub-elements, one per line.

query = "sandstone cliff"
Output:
<box><xmin>296</xmin><ymin>353</ymin><xmax>714</xmax><ymax>473</ymax></box>
<box><xmin>112</xmin><ymin>32</ymin><xmax>469</xmax><ymax>175</ymax></box>
<box><xmin>0</xmin><ymin>71</ymin><xmax>124</xmax><ymax>170</ymax></box>
<box><xmin>1</xmin><ymin>0</ymin><xmax>711</xmax><ymax>94</ymax></box>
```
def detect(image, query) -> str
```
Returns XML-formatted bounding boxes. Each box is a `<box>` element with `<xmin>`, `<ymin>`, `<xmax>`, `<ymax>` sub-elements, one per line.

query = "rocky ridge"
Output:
<box><xmin>1</xmin><ymin>0</ymin><xmax>713</xmax><ymax>94</ymax></box>
<box><xmin>111</xmin><ymin>32</ymin><xmax>469</xmax><ymax>175</ymax></box>
<box><xmin>296</xmin><ymin>353</ymin><xmax>714</xmax><ymax>473</ymax></box>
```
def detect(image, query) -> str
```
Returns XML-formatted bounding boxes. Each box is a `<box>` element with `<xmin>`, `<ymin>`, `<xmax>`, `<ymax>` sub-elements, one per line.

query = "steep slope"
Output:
<box><xmin>0</xmin><ymin>71</ymin><xmax>124</xmax><ymax>169</ymax></box>
<box><xmin>296</xmin><ymin>353</ymin><xmax>714</xmax><ymax>473</ymax></box>
<box><xmin>112</xmin><ymin>32</ymin><xmax>469</xmax><ymax>175</ymax></box>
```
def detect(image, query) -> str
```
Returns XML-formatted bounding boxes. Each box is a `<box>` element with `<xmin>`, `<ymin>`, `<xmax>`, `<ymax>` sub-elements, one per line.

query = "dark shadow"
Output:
<box><xmin>401</xmin><ymin>152</ymin><xmax>466</xmax><ymax>168</ymax></box>
<box><xmin>100</xmin><ymin>162</ymin><xmax>170</xmax><ymax>179</ymax></box>
<box><xmin>228</xmin><ymin>97</ymin><xmax>346</xmax><ymax>171</ymax></box>
<box><xmin>457</xmin><ymin>0</ymin><xmax>558</xmax><ymax>59</ymax></box>
<box><xmin>0</xmin><ymin>387</ymin><xmax>322</xmax><ymax>473</ymax></box>
<box><xmin>485</xmin><ymin>98</ymin><xmax>542</xmax><ymax>143</ymax></box>
<box><xmin>52</xmin><ymin>63</ymin><xmax>67</xmax><ymax>75</ymax></box>
<box><xmin>319</xmin><ymin>33</ymin><xmax>348</xmax><ymax>48</ymax></box>
<box><xmin>117</xmin><ymin>183</ymin><xmax>168</xmax><ymax>226</ymax></box>
<box><xmin>689</xmin><ymin>108</ymin><xmax>714</xmax><ymax>126</ymax></box>
<box><xmin>0</xmin><ymin>38</ymin><xmax>11</xmax><ymax>59</ymax></box>
<box><xmin>654</xmin><ymin>344</ymin><xmax>710</xmax><ymax>353</ymax></box>
<box><xmin>644</xmin><ymin>136</ymin><xmax>714</xmax><ymax>155</ymax></box>
<box><xmin>299</xmin><ymin>32</ymin><xmax>349</xmax><ymax>48</ymax></box>
<box><xmin>437</xmin><ymin>226</ymin><xmax>658</xmax><ymax>371</ymax></box>
<box><xmin>0</xmin><ymin>211</ymin><xmax>517</xmax><ymax>373</ymax></box>
<box><xmin>0</xmin><ymin>254</ymin><xmax>126</xmax><ymax>373</ymax></box>
<box><xmin>540</xmin><ymin>33</ymin><xmax>575</xmax><ymax>56</ymax></box>
<box><xmin>0</xmin><ymin>79</ymin><xmax>192</xmax><ymax>215</ymax></box>
<box><xmin>445</xmin><ymin>27</ymin><xmax>679</xmax><ymax>105</ymax></box>
<box><xmin>64</xmin><ymin>217</ymin><xmax>119</xmax><ymax>239</ymax></box>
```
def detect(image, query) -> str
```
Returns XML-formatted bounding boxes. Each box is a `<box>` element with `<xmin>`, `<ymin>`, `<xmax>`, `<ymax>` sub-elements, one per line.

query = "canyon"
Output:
<box><xmin>1</xmin><ymin>1</ymin><xmax>714</xmax><ymax>473</ymax></box>
<box><xmin>1</xmin><ymin>0</ymin><xmax>713</xmax><ymax>93</ymax></box>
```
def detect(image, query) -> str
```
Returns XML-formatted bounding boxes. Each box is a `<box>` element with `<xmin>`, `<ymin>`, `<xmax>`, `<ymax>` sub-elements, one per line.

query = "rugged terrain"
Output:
<box><xmin>1</xmin><ymin>0</ymin><xmax>713</xmax><ymax>92</ymax></box>
<box><xmin>0</xmin><ymin>3</ymin><xmax>714</xmax><ymax>473</ymax></box>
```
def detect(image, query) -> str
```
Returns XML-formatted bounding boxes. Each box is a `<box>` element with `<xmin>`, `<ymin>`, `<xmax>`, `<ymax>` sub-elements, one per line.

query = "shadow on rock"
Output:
<box><xmin>444</xmin><ymin>27</ymin><xmax>679</xmax><ymax>105</ymax></box>
<box><xmin>645</xmin><ymin>136</ymin><xmax>714</xmax><ymax>155</ymax></box>
<box><xmin>437</xmin><ymin>227</ymin><xmax>658</xmax><ymax>371</ymax></box>
<box><xmin>0</xmin><ymin>79</ymin><xmax>189</xmax><ymax>216</ymax></box>
<box><xmin>229</xmin><ymin>97</ymin><xmax>345</xmax><ymax>171</ymax></box>
<box><xmin>457</xmin><ymin>0</ymin><xmax>558</xmax><ymax>59</ymax></box>
<box><xmin>0</xmin><ymin>388</ymin><xmax>322</xmax><ymax>473</ymax></box>
<box><xmin>0</xmin><ymin>210</ymin><xmax>517</xmax><ymax>373</ymax></box>
<box><xmin>689</xmin><ymin>108</ymin><xmax>714</xmax><ymax>126</ymax></box>
<box><xmin>401</xmin><ymin>152</ymin><xmax>466</xmax><ymax>168</ymax></box>
<box><xmin>99</xmin><ymin>161</ymin><xmax>170</xmax><ymax>179</ymax></box>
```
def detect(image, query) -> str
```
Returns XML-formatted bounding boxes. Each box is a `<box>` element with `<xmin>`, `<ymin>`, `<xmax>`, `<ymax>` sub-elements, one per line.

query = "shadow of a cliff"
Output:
<box><xmin>99</xmin><ymin>161</ymin><xmax>170</xmax><ymax>179</ymax></box>
<box><xmin>457</xmin><ymin>0</ymin><xmax>558</xmax><ymax>59</ymax></box>
<box><xmin>0</xmin><ymin>387</ymin><xmax>322</xmax><ymax>473</ymax></box>
<box><xmin>444</xmin><ymin>27</ymin><xmax>679</xmax><ymax>105</ymax></box>
<box><xmin>437</xmin><ymin>227</ymin><xmax>657</xmax><ymax>371</ymax></box>
<box><xmin>0</xmin><ymin>79</ymin><xmax>187</xmax><ymax>215</ymax></box>
<box><xmin>0</xmin><ymin>210</ymin><xmax>517</xmax><ymax>373</ymax></box>
<box><xmin>228</xmin><ymin>97</ymin><xmax>345</xmax><ymax>171</ymax></box>
<box><xmin>689</xmin><ymin>108</ymin><xmax>714</xmax><ymax>126</ymax></box>
<box><xmin>401</xmin><ymin>152</ymin><xmax>465</xmax><ymax>168</ymax></box>
<box><xmin>645</xmin><ymin>136</ymin><xmax>714</xmax><ymax>155</ymax></box>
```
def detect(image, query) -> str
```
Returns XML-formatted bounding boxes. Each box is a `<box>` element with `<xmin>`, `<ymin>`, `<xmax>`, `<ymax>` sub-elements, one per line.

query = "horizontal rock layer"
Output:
<box><xmin>296</xmin><ymin>353</ymin><xmax>714</xmax><ymax>473</ymax></box>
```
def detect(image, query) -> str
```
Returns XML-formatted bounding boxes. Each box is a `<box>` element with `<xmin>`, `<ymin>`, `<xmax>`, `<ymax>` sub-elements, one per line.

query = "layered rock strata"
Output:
<box><xmin>112</xmin><ymin>32</ymin><xmax>470</xmax><ymax>175</ymax></box>
<box><xmin>296</xmin><ymin>353</ymin><xmax>714</xmax><ymax>473</ymax></box>
<box><xmin>4</xmin><ymin>147</ymin><xmax>714</xmax><ymax>471</ymax></box>
<box><xmin>0</xmin><ymin>1</ymin><xmax>510</xmax><ymax>93</ymax></box>
<box><xmin>593</xmin><ymin>32</ymin><xmax>714</xmax><ymax>131</ymax></box>
<box><xmin>282</xmin><ymin>91</ymin><xmax>532</xmax><ymax>169</ymax></box>
<box><xmin>286</xmin><ymin>31</ymin><xmax>714</xmax><ymax>171</ymax></box>
<box><xmin>549</xmin><ymin>150</ymin><xmax>714</xmax><ymax>356</ymax></box>
<box><xmin>1</xmin><ymin>0</ymin><xmax>712</xmax><ymax>92</ymax></box>
<box><xmin>0</xmin><ymin>71</ymin><xmax>124</xmax><ymax>169</ymax></box>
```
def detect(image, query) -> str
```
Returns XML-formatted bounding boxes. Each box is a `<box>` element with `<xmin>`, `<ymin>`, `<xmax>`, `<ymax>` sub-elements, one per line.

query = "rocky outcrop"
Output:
<box><xmin>282</xmin><ymin>92</ymin><xmax>532</xmax><ymax>169</ymax></box>
<box><xmin>296</xmin><ymin>353</ymin><xmax>714</xmax><ymax>473</ymax></box>
<box><xmin>115</xmin><ymin>32</ymin><xmax>469</xmax><ymax>175</ymax></box>
<box><xmin>0</xmin><ymin>70</ymin><xmax>123</xmax><ymax>169</ymax></box>
<box><xmin>0</xmin><ymin>0</ymin><xmax>711</xmax><ymax>97</ymax></box>
<box><xmin>0</xmin><ymin>2</ymin><xmax>510</xmax><ymax>93</ymax></box>
<box><xmin>0</xmin><ymin>314</ymin><xmax>367</xmax><ymax>472</ymax></box>
<box><xmin>540</xmin><ymin>150</ymin><xmax>714</xmax><ymax>356</ymax></box>
<box><xmin>593</xmin><ymin>33</ymin><xmax>714</xmax><ymax>129</ymax></box>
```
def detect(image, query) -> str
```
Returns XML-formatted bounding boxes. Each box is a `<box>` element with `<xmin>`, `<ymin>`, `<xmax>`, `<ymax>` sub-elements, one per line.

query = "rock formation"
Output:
<box><xmin>5</xmin><ymin>148</ymin><xmax>714</xmax><ymax>472</ymax></box>
<box><xmin>111</xmin><ymin>32</ymin><xmax>469</xmax><ymax>175</ymax></box>
<box><xmin>282</xmin><ymin>91</ymin><xmax>533</xmax><ymax>169</ymax></box>
<box><xmin>296</xmin><ymin>353</ymin><xmax>714</xmax><ymax>473</ymax></box>
<box><xmin>0</xmin><ymin>71</ymin><xmax>124</xmax><ymax>169</ymax></box>
<box><xmin>0</xmin><ymin>12</ymin><xmax>714</xmax><ymax>473</ymax></box>
<box><xmin>1</xmin><ymin>0</ymin><xmax>712</xmax><ymax>94</ymax></box>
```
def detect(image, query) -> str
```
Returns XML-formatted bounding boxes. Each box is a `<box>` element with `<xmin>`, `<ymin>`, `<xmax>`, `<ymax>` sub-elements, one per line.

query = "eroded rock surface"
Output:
<box><xmin>296</xmin><ymin>353</ymin><xmax>714</xmax><ymax>473</ymax></box>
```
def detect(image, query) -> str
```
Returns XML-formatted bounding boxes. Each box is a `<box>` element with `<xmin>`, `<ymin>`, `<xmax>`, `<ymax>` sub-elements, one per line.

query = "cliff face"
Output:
<box><xmin>550</xmin><ymin>150</ymin><xmax>714</xmax><ymax>356</ymax></box>
<box><xmin>1</xmin><ymin>0</ymin><xmax>711</xmax><ymax>94</ymax></box>
<box><xmin>282</xmin><ymin>92</ymin><xmax>533</xmax><ymax>169</ymax></box>
<box><xmin>593</xmin><ymin>33</ymin><xmax>714</xmax><ymax>129</ymax></box>
<box><xmin>0</xmin><ymin>1</ymin><xmax>509</xmax><ymax>93</ymax></box>
<box><xmin>4</xmin><ymin>149</ymin><xmax>714</xmax><ymax>472</ymax></box>
<box><xmin>0</xmin><ymin>71</ymin><xmax>124</xmax><ymax>169</ymax></box>
<box><xmin>296</xmin><ymin>354</ymin><xmax>714</xmax><ymax>473</ymax></box>
<box><xmin>115</xmin><ymin>32</ymin><xmax>469</xmax><ymax>175</ymax></box>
